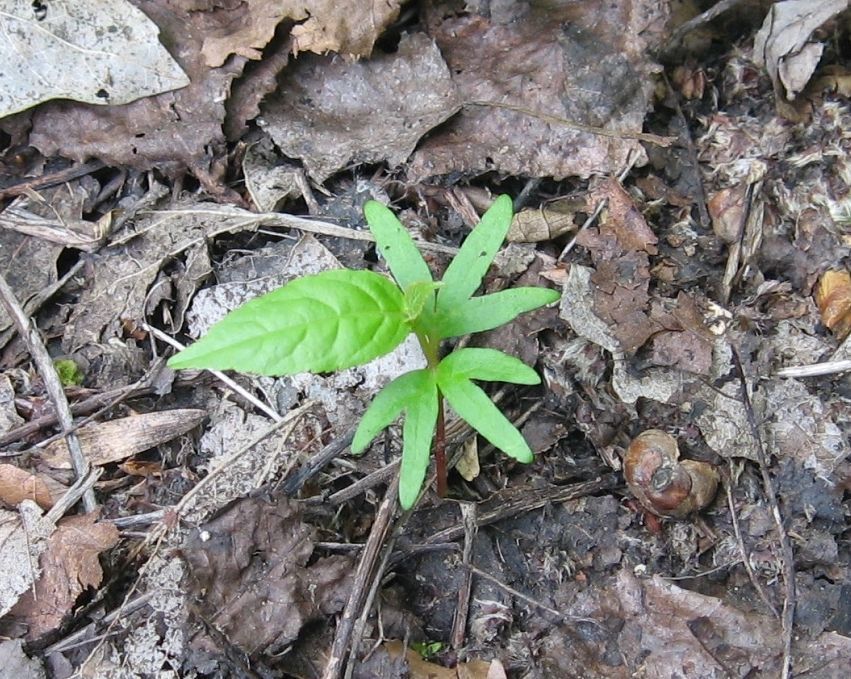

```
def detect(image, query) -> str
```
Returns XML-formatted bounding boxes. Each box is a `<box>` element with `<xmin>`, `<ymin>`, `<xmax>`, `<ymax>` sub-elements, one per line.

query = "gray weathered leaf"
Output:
<box><xmin>0</xmin><ymin>0</ymin><xmax>188</xmax><ymax>117</ymax></box>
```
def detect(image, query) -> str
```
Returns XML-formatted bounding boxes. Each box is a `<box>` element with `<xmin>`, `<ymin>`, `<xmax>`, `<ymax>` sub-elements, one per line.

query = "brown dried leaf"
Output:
<box><xmin>590</xmin><ymin>178</ymin><xmax>658</xmax><ymax>255</ymax></box>
<box><xmin>410</xmin><ymin>1</ymin><xmax>667</xmax><ymax>180</ymax></box>
<box><xmin>508</xmin><ymin>198</ymin><xmax>581</xmax><ymax>243</ymax></box>
<box><xmin>816</xmin><ymin>270</ymin><xmax>851</xmax><ymax>341</ymax></box>
<box><xmin>9</xmin><ymin>512</ymin><xmax>118</xmax><ymax>639</ymax></box>
<box><xmin>753</xmin><ymin>0</ymin><xmax>848</xmax><ymax>101</ymax></box>
<box><xmin>708</xmin><ymin>185</ymin><xmax>747</xmax><ymax>244</ymax></box>
<box><xmin>182</xmin><ymin>495</ymin><xmax>352</xmax><ymax>656</ymax></box>
<box><xmin>289</xmin><ymin>0</ymin><xmax>402</xmax><ymax>57</ymax></box>
<box><xmin>261</xmin><ymin>33</ymin><xmax>459</xmax><ymax>183</ymax></box>
<box><xmin>0</xmin><ymin>464</ymin><xmax>53</xmax><ymax>510</ymax></box>
<box><xmin>41</xmin><ymin>409</ymin><xmax>206</xmax><ymax>469</ymax></box>
<box><xmin>200</xmin><ymin>0</ymin><xmax>399</xmax><ymax>67</ymax></box>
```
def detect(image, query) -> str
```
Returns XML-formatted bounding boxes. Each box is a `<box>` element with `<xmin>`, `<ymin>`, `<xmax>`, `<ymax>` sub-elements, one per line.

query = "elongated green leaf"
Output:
<box><xmin>364</xmin><ymin>200</ymin><xmax>433</xmax><ymax>290</ymax></box>
<box><xmin>435</xmin><ymin>287</ymin><xmax>561</xmax><ymax>338</ymax></box>
<box><xmin>437</xmin><ymin>375</ymin><xmax>533</xmax><ymax>463</ymax></box>
<box><xmin>168</xmin><ymin>269</ymin><xmax>410</xmax><ymax>375</ymax></box>
<box><xmin>437</xmin><ymin>348</ymin><xmax>541</xmax><ymax>385</ymax></box>
<box><xmin>398</xmin><ymin>374</ymin><xmax>439</xmax><ymax>509</ymax></box>
<box><xmin>351</xmin><ymin>369</ymin><xmax>434</xmax><ymax>454</ymax></box>
<box><xmin>436</xmin><ymin>195</ymin><xmax>513</xmax><ymax>312</ymax></box>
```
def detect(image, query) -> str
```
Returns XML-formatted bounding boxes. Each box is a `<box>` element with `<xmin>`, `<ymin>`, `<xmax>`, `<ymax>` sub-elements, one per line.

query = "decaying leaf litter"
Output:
<box><xmin>0</xmin><ymin>0</ymin><xmax>850</xmax><ymax>677</ymax></box>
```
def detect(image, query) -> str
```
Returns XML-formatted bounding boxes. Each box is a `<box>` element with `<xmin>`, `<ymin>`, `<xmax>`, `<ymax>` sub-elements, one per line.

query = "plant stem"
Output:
<box><xmin>415</xmin><ymin>324</ymin><xmax>447</xmax><ymax>496</ymax></box>
<box><xmin>435</xmin><ymin>393</ymin><xmax>447</xmax><ymax>498</ymax></box>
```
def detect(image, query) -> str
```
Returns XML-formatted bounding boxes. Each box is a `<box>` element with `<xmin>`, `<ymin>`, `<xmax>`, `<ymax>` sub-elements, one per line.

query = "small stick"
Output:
<box><xmin>450</xmin><ymin>503</ymin><xmax>477</xmax><ymax>652</ymax></box>
<box><xmin>774</xmin><ymin>359</ymin><xmax>851</xmax><ymax>378</ymax></box>
<box><xmin>467</xmin><ymin>101</ymin><xmax>676</xmax><ymax>147</ymax></box>
<box><xmin>731</xmin><ymin>347</ymin><xmax>795</xmax><ymax>679</ymax></box>
<box><xmin>28</xmin><ymin>359</ymin><xmax>168</xmax><ymax>451</ymax></box>
<box><xmin>0</xmin><ymin>160</ymin><xmax>106</xmax><ymax>199</ymax></box>
<box><xmin>147</xmin><ymin>207</ymin><xmax>459</xmax><ymax>257</ymax></box>
<box><xmin>281</xmin><ymin>427</ymin><xmax>356</xmax><ymax>495</ymax></box>
<box><xmin>558</xmin><ymin>150</ymin><xmax>639</xmax><ymax>261</ymax></box>
<box><xmin>322</xmin><ymin>475</ymin><xmax>400</xmax><ymax>679</ymax></box>
<box><xmin>725</xmin><ymin>479</ymin><xmax>780</xmax><ymax>619</ymax></box>
<box><xmin>172</xmin><ymin>401</ymin><xmax>316</xmax><ymax>520</ymax></box>
<box><xmin>0</xmin><ymin>273</ymin><xmax>96</xmax><ymax>513</ymax></box>
<box><xmin>424</xmin><ymin>475</ymin><xmax>619</xmax><ymax>545</ymax></box>
<box><xmin>467</xmin><ymin>565</ymin><xmax>596</xmax><ymax>624</ymax></box>
<box><xmin>146</xmin><ymin>324</ymin><xmax>283</xmax><ymax>422</ymax></box>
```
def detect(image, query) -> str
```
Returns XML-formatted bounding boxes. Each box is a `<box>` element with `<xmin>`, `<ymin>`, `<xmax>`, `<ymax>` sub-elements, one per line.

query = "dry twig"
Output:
<box><xmin>323</xmin><ymin>475</ymin><xmax>400</xmax><ymax>679</ymax></box>
<box><xmin>731</xmin><ymin>347</ymin><xmax>795</xmax><ymax>679</ymax></box>
<box><xmin>450</xmin><ymin>503</ymin><xmax>477</xmax><ymax>652</ymax></box>
<box><xmin>467</xmin><ymin>101</ymin><xmax>676</xmax><ymax>147</ymax></box>
<box><xmin>146</xmin><ymin>324</ymin><xmax>283</xmax><ymax>422</ymax></box>
<box><xmin>0</xmin><ymin>273</ymin><xmax>97</xmax><ymax>512</ymax></box>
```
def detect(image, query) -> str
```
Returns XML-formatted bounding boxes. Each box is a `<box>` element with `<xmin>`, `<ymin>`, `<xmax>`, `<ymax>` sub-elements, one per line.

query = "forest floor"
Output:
<box><xmin>0</xmin><ymin>1</ymin><xmax>850</xmax><ymax>678</ymax></box>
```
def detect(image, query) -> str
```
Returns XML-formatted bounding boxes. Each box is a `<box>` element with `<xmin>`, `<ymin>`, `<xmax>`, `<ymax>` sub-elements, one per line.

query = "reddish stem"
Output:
<box><xmin>435</xmin><ymin>394</ymin><xmax>447</xmax><ymax>497</ymax></box>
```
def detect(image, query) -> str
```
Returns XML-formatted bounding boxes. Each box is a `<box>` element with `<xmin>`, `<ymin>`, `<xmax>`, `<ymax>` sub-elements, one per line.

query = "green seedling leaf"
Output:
<box><xmin>168</xmin><ymin>269</ymin><xmax>410</xmax><ymax>375</ymax></box>
<box><xmin>437</xmin><ymin>353</ymin><xmax>535</xmax><ymax>463</ymax></box>
<box><xmin>351</xmin><ymin>369</ymin><xmax>438</xmax><ymax>509</ymax></box>
<box><xmin>435</xmin><ymin>287</ymin><xmax>561</xmax><ymax>338</ymax></box>
<box><xmin>398</xmin><ymin>375</ymin><xmax>439</xmax><ymax>509</ymax></box>
<box><xmin>352</xmin><ymin>369</ymin><xmax>432</xmax><ymax>454</ymax></box>
<box><xmin>403</xmin><ymin>281</ymin><xmax>442</xmax><ymax>322</ymax></box>
<box><xmin>437</xmin><ymin>348</ymin><xmax>541</xmax><ymax>385</ymax></box>
<box><xmin>364</xmin><ymin>200</ymin><xmax>433</xmax><ymax>290</ymax></box>
<box><xmin>436</xmin><ymin>195</ymin><xmax>513</xmax><ymax>312</ymax></box>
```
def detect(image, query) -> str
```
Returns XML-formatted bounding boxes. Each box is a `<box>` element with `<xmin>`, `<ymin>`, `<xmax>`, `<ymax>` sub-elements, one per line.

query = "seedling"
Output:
<box><xmin>168</xmin><ymin>196</ymin><xmax>560</xmax><ymax>508</ymax></box>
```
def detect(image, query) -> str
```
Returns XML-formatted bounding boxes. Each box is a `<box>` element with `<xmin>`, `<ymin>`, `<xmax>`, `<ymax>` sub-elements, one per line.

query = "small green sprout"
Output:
<box><xmin>168</xmin><ymin>196</ymin><xmax>560</xmax><ymax>508</ymax></box>
<box><xmin>54</xmin><ymin>358</ymin><xmax>84</xmax><ymax>387</ymax></box>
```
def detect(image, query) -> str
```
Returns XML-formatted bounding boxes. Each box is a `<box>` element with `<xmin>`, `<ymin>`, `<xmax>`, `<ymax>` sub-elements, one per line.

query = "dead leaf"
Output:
<box><xmin>9</xmin><ymin>512</ymin><xmax>118</xmax><ymax>639</ymax></box>
<box><xmin>0</xmin><ymin>373</ymin><xmax>23</xmax><ymax>435</ymax></box>
<box><xmin>0</xmin><ymin>502</ymin><xmax>52</xmax><ymax>619</ymax></box>
<box><xmin>242</xmin><ymin>136</ymin><xmax>301</xmax><ymax>211</ymax></box>
<box><xmin>456</xmin><ymin>437</ymin><xmax>480</xmax><ymax>482</ymax></box>
<box><xmin>289</xmin><ymin>0</ymin><xmax>401</xmax><ymax>57</ymax></box>
<box><xmin>28</xmin><ymin>2</ymin><xmax>246</xmax><ymax>174</ymax></box>
<box><xmin>0</xmin><ymin>230</ymin><xmax>63</xmax><ymax>352</ymax></box>
<box><xmin>182</xmin><ymin>494</ymin><xmax>352</xmax><ymax>656</ymax></box>
<box><xmin>410</xmin><ymin>1</ymin><xmax>667</xmax><ymax>180</ymax></box>
<box><xmin>41</xmin><ymin>409</ymin><xmax>206</xmax><ymax>469</ymax></box>
<box><xmin>753</xmin><ymin>0</ymin><xmax>849</xmax><ymax>101</ymax></box>
<box><xmin>260</xmin><ymin>33</ymin><xmax>459</xmax><ymax>183</ymax></box>
<box><xmin>816</xmin><ymin>270</ymin><xmax>851</xmax><ymax>341</ymax></box>
<box><xmin>0</xmin><ymin>0</ymin><xmax>188</xmax><ymax>118</ymax></box>
<box><xmin>590</xmin><ymin>178</ymin><xmax>658</xmax><ymax>255</ymax></box>
<box><xmin>200</xmin><ymin>0</ymin><xmax>399</xmax><ymax>67</ymax></box>
<box><xmin>117</xmin><ymin>460</ymin><xmax>163</xmax><ymax>477</ymax></box>
<box><xmin>508</xmin><ymin>198</ymin><xmax>582</xmax><ymax>243</ymax></box>
<box><xmin>708</xmin><ymin>185</ymin><xmax>747</xmax><ymax>244</ymax></box>
<box><xmin>0</xmin><ymin>639</ymin><xmax>45</xmax><ymax>679</ymax></box>
<box><xmin>61</xmin><ymin>203</ymin><xmax>260</xmax><ymax>353</ymax></box>
<box><xmin>0</xmin><ymin>464</ymin><xmax>53</xmax><ymax>510</ymax></box>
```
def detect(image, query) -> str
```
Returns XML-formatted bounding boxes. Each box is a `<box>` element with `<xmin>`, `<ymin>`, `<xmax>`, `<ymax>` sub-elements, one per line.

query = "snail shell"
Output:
<box><xmin>624</xmin><ymin>429</ymin><xmax>719</xmax><ymax>518</ymax></box>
